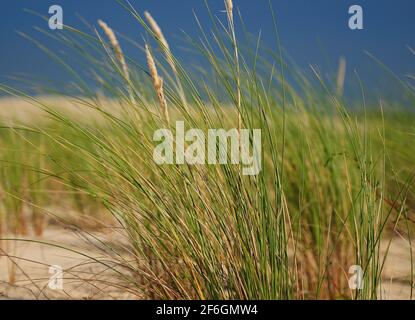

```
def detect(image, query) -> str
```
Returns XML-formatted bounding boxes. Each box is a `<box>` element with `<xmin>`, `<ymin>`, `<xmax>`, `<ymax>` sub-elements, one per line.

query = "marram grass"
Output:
<box><xmin>0</xmin><ymin>0</ymin><xmax>414</xmax><ymax>300</ymax></box>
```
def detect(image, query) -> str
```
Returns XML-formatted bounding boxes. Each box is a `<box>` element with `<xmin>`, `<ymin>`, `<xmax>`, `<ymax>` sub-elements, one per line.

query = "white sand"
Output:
<box><xmin>0</xmin><ymin>226</ymin><xmax>413</xmax><ymax>299</ymax></box>
<box><xmin>0</xmin><ymin>227</ymin><xmax>137</xmax><ymax>300</ymax></box>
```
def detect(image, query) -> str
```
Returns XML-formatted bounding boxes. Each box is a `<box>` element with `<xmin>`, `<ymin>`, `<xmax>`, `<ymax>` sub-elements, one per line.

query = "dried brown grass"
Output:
<box><xmin>145</xmin><ymin>44</ymin><xmax>169</xmax><ymax>123</ymax></box>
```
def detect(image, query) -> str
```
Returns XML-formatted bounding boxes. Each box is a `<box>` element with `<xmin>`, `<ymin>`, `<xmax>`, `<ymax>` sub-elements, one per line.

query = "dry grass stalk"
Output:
<box><xmin>225</xmin><ymin>0</ymin><xmax>241</xmax><ymax>134</ymax></box>
<box><xmin>225</xmin><ymin>0</ymin><xmax>234</xmax><ymax>23</ymax></box>
<box><xmin>144</xmin><ymin>11</ymin><xmax>187</xmax><ymax>109</ymax></box>
<box><xmin>98</xmin><ymin>20</ymin><xmax>129</xmax><ymax>82</ymax></box>
<box><xmin>98</xmin><ymin>20</ymin><xmax>135</xmax><ymax>103</ymax></box>
<box><xmin>144</xmin><ymin>11</ymin><xmax>176</xmax><ymax>74</ymax></box>
<box><xmin>144</xmin><ymin>12</ymin><xmax>169</xmax><ymax>52</ymax></box>
<box><xmin>146</xmin><ymin>44</ymin><xmax>169</xmax><ymax>123</ymax></box>
<box><xmin>336</xmin><ymin>56</ymin><xmax>346</xmax><ymax>97</ymax></box>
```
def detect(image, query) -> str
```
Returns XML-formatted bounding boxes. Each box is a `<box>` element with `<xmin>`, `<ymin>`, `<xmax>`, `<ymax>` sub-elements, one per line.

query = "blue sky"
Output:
<box><xmin>1</xmin><ymin>0</ymin><xmax>414</xmax><ymax>96</ymax></box>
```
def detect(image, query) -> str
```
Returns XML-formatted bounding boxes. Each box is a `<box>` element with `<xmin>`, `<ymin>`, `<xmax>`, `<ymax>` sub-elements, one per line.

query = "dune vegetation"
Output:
<box><xmin>0</xmin><ymin>0</ymin><xmax>414</xmax><ymax>299</ymax></box>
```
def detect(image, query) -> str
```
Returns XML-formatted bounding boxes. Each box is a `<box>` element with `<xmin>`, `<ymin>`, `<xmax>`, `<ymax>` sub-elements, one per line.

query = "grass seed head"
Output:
<box><xmin>146</xmin><ymin>44</ymin><xmax>169</xmax><ymax>123</ymax></box>
<box><xmin>225</xmin><ymin>0</ymin><xmax>233</xmax><ymax>21</ymax></box>
<box><xmin>144</xmin><ymin>11</ymin><xmax>169</xmax><ymax>51</ymax></box>
<box><xmin>144</xmin><ymin>11</ymin><xmax>178</xmax><ymax>74</ymax></box>
<box><xmin>98</xmin><ymin>20</ymin><xmax>130</xmax><ymax>82</ymax></box>
<box><xmin>336</xmin><ymin>57</ymin><xmax>346</xmax><ymax>97</ymax></box>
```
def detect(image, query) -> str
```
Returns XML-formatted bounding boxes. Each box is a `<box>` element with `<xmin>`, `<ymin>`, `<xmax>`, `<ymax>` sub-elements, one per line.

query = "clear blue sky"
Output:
<box><xmin>1</xmin><ymin>0</ymin><xmax>414</xmax><ymax>96</ymax></box>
